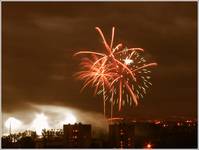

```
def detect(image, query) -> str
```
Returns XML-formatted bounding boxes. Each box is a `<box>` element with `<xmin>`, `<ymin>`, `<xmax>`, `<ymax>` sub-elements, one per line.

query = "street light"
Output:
<box><xmin>5</xmin><ymin>117</ymin><xmax>22</xmax><ymax>135</ymax></box>
<box><xmin>31</xmin><ymin>113</ymin><xmax>49</xmax><ymax>135</ymax></box>
<box><xmin>64</xmin><ymin>112</ymin><xmax>77</xmax><ymax>124</ymax></box>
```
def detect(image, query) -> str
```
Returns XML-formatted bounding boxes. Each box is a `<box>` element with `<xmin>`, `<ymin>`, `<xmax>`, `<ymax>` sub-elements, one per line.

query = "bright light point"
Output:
<box><xmin>5</xmin><ymin>117</ymin><xmax>22</xmax><ymax>130</ymax></box>
<box><xmin>146</xmin><ymin>143</ymin><xmax>152</xmax><ymax>149</ymax></box>
<box><xmin>64</xmin><ymin>112</ymin><xmax>77</xmax><ymax>124</ymax></box>
<box><xmin>124</xmin><ymin>58</ymin><xmax>133</xmax><ymax>65</ymax></box>
<box><xmin>31</xmin><ymin>113</ymin><xmax>49</xmax><ymax>135</ymax></box>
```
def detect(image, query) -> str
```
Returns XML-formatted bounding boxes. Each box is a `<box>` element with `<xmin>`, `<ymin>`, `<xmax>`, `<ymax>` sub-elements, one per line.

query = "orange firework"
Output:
<box><xmin>74</xmin><ymin>56</ymin><xmax>116</xmax><ymax>95</ymax></box>
<box><xmin>74</xmin><ymin>27</ymin><xmax>157</xmax><ymax>117</ymax></box>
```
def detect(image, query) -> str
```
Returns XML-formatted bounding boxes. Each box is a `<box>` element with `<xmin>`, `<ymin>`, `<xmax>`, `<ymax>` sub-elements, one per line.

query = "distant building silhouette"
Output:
<box><xmin>63</xmin><ymin>123</ymin><xmax>91</xmax><ymax>148</ymax></box>
<box><xmin>109</xmin><ymin>123</ymin><xmax>135</xmax><ymax>148</ymax></box>
<box><xmin>2</xmin><ymin>120</ymin><xmax>197</xmax><ymax>148</ymax></box>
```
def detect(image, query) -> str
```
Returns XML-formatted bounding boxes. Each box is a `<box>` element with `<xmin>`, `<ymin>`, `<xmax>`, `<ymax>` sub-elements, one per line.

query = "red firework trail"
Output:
<box><xmin>74</xmin><ymin>27</ymin><xmax>157</xmax><ymax>117</ymax></box>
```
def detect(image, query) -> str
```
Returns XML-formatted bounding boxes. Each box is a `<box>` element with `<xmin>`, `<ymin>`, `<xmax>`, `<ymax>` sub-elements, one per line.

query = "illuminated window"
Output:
<box><xmin>120</xmin><ymin>141</ymin><xmax>123</xmax><ymax>148</ymax></box>
<box><xmin>120</xmin><ymin>129</ymin><xmax>124</xmax><ymax>135</ymax></box>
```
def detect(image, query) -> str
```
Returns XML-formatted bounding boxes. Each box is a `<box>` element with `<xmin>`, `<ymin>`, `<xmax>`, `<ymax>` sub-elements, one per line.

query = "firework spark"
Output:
<box><xmin>74</xmin><ymin>27</ymin><xmax>157</xmax><ymax>117</ymax></box>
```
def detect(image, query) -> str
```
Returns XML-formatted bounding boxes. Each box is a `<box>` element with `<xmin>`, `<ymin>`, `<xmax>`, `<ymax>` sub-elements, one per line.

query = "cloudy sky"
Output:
<box><xmin>2</xmin><ymin>2</ymin><xmax>197</xmax><ymax>125</ymax></box>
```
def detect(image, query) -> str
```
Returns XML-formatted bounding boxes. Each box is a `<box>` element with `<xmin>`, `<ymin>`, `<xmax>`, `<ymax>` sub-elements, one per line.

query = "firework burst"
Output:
<box><xmin>74</xmin><ymin>27</ymin><xmax>157</xmax><ymax>117</ymax></box>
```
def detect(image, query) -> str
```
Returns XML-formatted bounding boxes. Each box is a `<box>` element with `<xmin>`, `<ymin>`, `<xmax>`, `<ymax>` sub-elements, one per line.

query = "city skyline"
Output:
<box><xmin>2</xmin><ymin>120</ymin><xmax>197</xmax><ymax>148</ymax></box>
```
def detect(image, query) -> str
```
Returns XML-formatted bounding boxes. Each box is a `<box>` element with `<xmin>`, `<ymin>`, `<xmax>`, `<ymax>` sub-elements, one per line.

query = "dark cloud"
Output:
<box><xmin>2</xmin><ymin>2</ymin><xmax>197</xmax><ymax>119</ymax></box>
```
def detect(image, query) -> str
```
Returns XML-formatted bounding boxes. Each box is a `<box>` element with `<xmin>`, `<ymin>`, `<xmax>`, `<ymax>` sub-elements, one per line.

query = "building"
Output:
<box><xmin>63</xmin><ymin>123</ymin><xmax>91</xmax><ymax>148</ymax></box>
<box><xmin>109</xmin><ymin>123</ymin><xmax>135</xmax><ymax>148</ymax></box>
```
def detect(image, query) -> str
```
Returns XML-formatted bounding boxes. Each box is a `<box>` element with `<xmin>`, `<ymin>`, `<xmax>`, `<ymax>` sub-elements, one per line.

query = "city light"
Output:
<box><xmin>146</xmin><ymin>143</ymin><xmax>152</xmax><ymax>149</ymax></box>
<box><xmin>5</xmin><ymin>117</ymin><xmax>22</xmax><ymax>134</ymax></box>
<box><xmin>154</xmin><ymin>120</ymin><xmax>161</xmax><ymax>125</ymax></box>
<box><xmin>64</xmin><ymin>112</ymin><xmax>77</xmax><ymax>124</ymax></box>
<box><xmin>31</xmin><ymin>113</ymin><xmax>49</xmax><ymax>135</ymax></box>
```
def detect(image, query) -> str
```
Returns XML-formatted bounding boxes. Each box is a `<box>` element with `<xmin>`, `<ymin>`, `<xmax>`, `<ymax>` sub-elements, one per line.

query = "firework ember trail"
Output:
<box><xmin>74</xmin><ymin>27</ymin><xmax>157</xmax><ymax>118</ymax></box>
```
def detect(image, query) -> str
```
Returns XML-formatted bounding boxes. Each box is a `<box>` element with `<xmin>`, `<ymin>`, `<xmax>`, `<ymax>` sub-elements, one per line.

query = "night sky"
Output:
<box><xmin>2</xmin><ymin>2</ymin><xmax>197</xmax><ymax>121</ymax></box>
